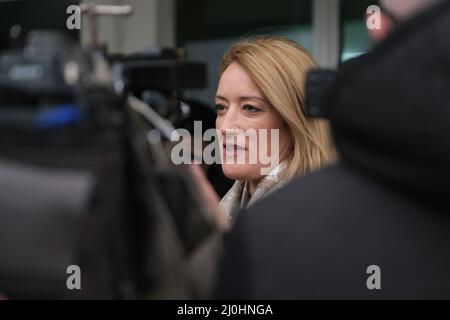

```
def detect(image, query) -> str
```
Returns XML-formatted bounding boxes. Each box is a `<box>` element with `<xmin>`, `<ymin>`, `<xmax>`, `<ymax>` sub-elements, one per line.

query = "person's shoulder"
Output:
<box><xmin>239</xmin><ymin>163</ymin><xmax>371</xmax><ymax>222</ymax></box>
<box><xmin>221</xmin><ymin>163</ymin><xmax>450</xmax><ymax>299</ymax></box>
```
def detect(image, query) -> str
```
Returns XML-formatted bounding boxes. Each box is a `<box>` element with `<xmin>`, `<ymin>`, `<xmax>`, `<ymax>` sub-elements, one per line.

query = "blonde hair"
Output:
<box><xmin>219</xmin><ymin>35</ymin><xmax>335</xmax><ymax>180</ymax></box>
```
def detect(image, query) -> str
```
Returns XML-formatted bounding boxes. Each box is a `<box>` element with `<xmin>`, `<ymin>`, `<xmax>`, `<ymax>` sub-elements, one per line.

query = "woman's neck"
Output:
<box><xmin>247</xmin><ymin>161</ymin><xmax>286</xmax><ymax>197</ymax></box>
<box><xmin>248</xmin><ymin>179</ymin><xmax>260</xmax><ymax>197</ymax></box>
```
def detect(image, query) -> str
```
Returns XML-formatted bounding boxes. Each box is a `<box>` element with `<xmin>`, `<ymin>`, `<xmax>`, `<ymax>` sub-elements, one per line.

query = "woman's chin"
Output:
<box><xmin>221</xmin><ymin>164</ymin><xmax>247</xmax><ymax>181</ymax></box>
<box><xmin>221</xmin><ymin>164</ymin><xmax>260</xmax><ymax>181</ymax></box>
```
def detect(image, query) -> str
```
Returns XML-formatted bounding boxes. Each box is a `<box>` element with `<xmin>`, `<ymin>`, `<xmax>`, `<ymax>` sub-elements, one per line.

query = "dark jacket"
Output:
<box><xmin>216</xmin><ymin>1</ymin><xmax>450</xmax><ymax>299</ymax></box>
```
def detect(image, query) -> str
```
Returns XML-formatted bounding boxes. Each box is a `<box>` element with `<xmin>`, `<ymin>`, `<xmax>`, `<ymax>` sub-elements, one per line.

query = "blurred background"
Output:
<box><xmin>0</xmin><ymin>0</ymin><xmax>375</xmax><ymax>107</ymax></box>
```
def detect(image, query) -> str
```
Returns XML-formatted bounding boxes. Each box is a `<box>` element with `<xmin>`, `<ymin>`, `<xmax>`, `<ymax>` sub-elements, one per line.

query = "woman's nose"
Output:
<box><xmin>218</xmin><ymin>106</ymin><xmax>241</xmax><ymax>135</ymax></box>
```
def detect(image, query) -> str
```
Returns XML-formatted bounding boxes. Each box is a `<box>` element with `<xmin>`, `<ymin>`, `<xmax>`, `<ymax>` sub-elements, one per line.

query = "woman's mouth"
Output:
<box><xmin>223</xmin><ymin>143</ymin><xmax>247</xmax><ymax>158</ymax></box>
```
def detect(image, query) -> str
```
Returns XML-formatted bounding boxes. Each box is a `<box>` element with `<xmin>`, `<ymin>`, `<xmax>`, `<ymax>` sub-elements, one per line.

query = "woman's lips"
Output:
<box><xmin>223</xmin><ymin>143</ymin><xmax>247</xmax><ymax>157</ymax></box>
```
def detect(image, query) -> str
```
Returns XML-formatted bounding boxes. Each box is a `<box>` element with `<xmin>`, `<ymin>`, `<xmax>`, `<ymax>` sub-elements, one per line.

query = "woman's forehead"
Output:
<box><xmin>217</xmin><ymin>63</ymin><xmax>264</xmax><ymax>98</ymax></box>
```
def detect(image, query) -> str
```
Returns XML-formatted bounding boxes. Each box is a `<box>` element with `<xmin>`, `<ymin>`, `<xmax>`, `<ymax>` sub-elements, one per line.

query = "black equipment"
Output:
<box><xmin>0</xmin><ymin>30</ymin><xmax>218</xmax><ymax>299</ymax></box>
<box><xmin>304</xmin><ymin>69</ymin><xmax>337</xmax><ymax>119</ymax></box>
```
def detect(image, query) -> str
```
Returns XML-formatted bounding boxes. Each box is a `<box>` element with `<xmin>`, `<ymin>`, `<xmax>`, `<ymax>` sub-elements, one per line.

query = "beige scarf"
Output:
<box><xmin>219</xmin><ymin>163</ymin><xmax>287</xmax><ymax>220</ymax></box>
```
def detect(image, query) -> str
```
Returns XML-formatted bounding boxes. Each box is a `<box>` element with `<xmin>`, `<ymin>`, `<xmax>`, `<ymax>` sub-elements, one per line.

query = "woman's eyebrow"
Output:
<box><xmin>240</xmin><ymin>96</ymin><xmax>268</xmax><ymax>103</ymax></box>
<box><xmin>215</xmin><ymin>95</ymin><xmax>228</xmax><ymax>102</ymax></box>
<box><xmin>215</xmin><ymin>95</ymin><xmax>268</xmax><ymax>104</ymax></box>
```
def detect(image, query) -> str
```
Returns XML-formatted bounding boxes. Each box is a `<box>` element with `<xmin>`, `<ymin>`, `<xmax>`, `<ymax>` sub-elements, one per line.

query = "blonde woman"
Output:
<box><xmin>215</xmin><ymin>36</ymin><xmax>335</xmax><ymax>219</ymax></box>
<box><xmin>186</xmin><ymin>36</ymin><xmax>335</xmax><ymax>298</ymax></box>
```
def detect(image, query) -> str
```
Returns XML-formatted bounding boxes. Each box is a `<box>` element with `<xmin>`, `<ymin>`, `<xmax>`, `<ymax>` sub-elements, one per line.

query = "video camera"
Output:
<box><xmin>0</xmin><ymin>29</ymin><xmax>218</xmax><ymax>299</ymax></box>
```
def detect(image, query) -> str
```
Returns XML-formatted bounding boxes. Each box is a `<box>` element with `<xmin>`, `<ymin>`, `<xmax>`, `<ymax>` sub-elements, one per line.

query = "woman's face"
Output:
<box><xmin>215</xmin><ymin>62</ymin><xmax>291</xmax><ymax>182</ymax></box>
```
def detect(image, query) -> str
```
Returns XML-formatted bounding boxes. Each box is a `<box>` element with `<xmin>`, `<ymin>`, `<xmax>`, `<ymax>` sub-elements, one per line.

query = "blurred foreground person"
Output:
<box><xmin>217</xmin><ymin>0</ymin><xmax>450</xmax><ymax>299</ymax></box>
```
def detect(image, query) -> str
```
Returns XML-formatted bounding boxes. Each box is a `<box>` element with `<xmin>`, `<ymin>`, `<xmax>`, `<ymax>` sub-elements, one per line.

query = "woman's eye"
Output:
<box><xmin>243</xmin><ymin>104</ymin><xmax>261</xmax><ymax>113</ymax></box>
<box><xmin>215</xmin><ymin>104</ymin><xmax>226</xmax><ymax>113</ymax></box>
